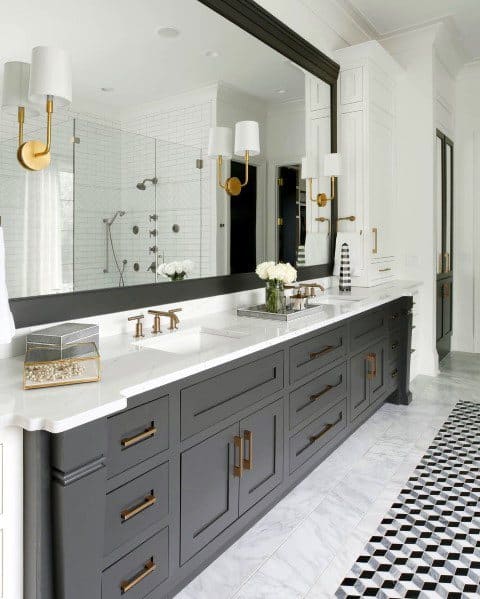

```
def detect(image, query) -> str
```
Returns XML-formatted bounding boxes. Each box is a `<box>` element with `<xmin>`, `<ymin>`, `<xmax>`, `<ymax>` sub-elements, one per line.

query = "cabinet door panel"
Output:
<box><xmin>350</xmin><ymin>351</ymin><xmax>369</xmax><ymax>420</ymax></box>
<box><xmin>369</xmin><ymin>340</ymin><xmax>386</xmax><ymax>403</ymax></box>
<box><xmin>180</xmin><ymin>424</ymin><xmax>239</xmax><ymax>564</ymax></box>
<box><xmin>442</xmin><ymin>279</ymin><xmax>453</xmax><ymax>337</ymax></box>
<box><xmin>239</xmin><ymin>399</ymin><xmax>283</xmax><ymax>516</ymax></box>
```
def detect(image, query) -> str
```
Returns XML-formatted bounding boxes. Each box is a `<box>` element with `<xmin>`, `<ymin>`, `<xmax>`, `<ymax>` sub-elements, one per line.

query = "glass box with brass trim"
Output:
<box><xmin>23</xmin><ymin>342</ymin><xmax>101</xmax><ymax>390</ymax></box>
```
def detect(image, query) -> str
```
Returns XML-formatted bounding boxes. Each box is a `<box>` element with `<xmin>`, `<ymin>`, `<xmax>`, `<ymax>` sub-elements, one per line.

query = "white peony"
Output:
<box><xmin>182</xmin><ymin>260</ymin><xmax>194</xmax><ymax>274</ymax></box>
<box><xmin>157</xmin><ymin>263</ymin><xmax>167</xmax><ymax>276</ymax></box>
<box><xmin>256</xmin><ymin>261</ymin><xmax>275</xmax><ymax>280</ymax></box>
<box><xmin>164</xmin><ymin>262</ymin><xmax>176</xmax><ymax>276</ymax></box>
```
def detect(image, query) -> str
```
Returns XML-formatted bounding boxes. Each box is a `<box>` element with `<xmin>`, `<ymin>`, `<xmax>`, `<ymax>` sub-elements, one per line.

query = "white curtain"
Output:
<box><xmin>22</xmin><ymin>166</ymin><xmax>63</xmax><ymax>296</ymax></box>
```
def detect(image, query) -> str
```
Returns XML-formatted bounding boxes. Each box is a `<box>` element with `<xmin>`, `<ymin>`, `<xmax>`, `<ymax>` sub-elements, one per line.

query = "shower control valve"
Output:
<box><xmin>149</xmin><ymin>246</ymin><xmax>158</xmax><ymax>254</ymax></box>
<box><xmin>149</xmin><ymin>214</ymin><xmax>158</xmax><ymax>222</ymax></box>
<box><xmin>149</xmin><ymin>229</ymin><xmax>158</xmax><ymax>237</ymax></box>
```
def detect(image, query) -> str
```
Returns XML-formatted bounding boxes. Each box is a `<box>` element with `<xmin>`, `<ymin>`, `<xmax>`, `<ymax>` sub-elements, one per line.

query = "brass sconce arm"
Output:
<box><xmin>35</xmin><ymin>96</ymin><xmax>53</xmax><ymax>157</ymax></box>
<box><xmin>17</xmin><ymin>106</ymin><xmax>25</xmax><ymax>146</ymax></box>
<box><xmin>315</xmin><ymin>217</ymin><xmax>331</xmax><ymax>233</ymax></box>
<box><xmin>216</xmin><ymin>150</ymin><xmax>250</xmax><ymax>197</ymax></box>
<box><xmin>308</xmin><ymin>176</ymin><xmax>336</xmax><ymax>208</ymax></box>
<box><xmin>17</xmin><ymin>96</ymin><xmax>54</xmax><ymax>171</ymax></box>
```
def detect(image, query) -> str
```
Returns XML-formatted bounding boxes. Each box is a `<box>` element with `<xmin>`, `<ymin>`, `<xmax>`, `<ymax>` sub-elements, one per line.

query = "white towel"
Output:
<box><xmin>0</xmin><ymin>227</ymin><xmax>15</xmax><ymax>344</ymax></box>
<box><xmin>304</xmin><ymin>232</ymin><xmax>330</xmax><ymax>265</ymax></box>
<box><xmin>333</xmin><ymin>233</ymin><xmax>361</xmax><ymax>276</ymax></box>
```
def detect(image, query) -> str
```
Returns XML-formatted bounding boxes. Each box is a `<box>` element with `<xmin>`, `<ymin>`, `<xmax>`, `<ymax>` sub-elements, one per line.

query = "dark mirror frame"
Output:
<box><xmin>10</xmin><ymin>0</ymin><xmax>340</xmax><ymax>328</ymax></box>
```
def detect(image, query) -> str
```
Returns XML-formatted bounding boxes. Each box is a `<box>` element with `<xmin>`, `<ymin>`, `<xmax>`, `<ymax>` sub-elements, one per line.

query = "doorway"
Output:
<box><xmin>277</xmin><ymin>164</ymin><xmax>305</xmax><ymax>266</ymax></box>
<box><xmin>436</xmin><ymin>130</ymin><xmax>454</xmax><ymax>361</ymax></box>
<box><xmin>230</xmin><ymin>160</ymin><xmax>257</xmax><ymax>274</ymax></box>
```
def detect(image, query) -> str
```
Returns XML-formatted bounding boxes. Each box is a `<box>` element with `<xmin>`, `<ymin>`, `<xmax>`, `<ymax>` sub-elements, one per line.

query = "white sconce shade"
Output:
<box><xmin>29</xmin><ymin>46</ymin><xmax>72</xmax><ymax>106</ymax></box>
<box><xmin>301</xmin><ymin>156</ymin><xmax>319</xmax><ymax>179</ymax></box>
<box><xmin>208</xmin><ymin>126</ymin><xmax>233</xmax><ymax>158</ymax></box>
<box><xmin>324</xmin><ymin>153</ymin><xmax>342</xmax><ymax>177</ymax></box>
<box><xmin>2</xmin><ymin>62</ymin><xmax>39</xmax><ymax>116</ymax></box>
<box><xmin>234</xmin><ymin>121</ymin><xmax>260</xmax><ymax>156</ymax></box>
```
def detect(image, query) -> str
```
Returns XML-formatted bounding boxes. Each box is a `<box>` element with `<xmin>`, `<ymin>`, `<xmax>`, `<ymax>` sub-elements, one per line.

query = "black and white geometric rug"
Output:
<box><xmin>336</xmin><ymin>401</ymin><xmax>480</xmax><ymax>598</ymax></box>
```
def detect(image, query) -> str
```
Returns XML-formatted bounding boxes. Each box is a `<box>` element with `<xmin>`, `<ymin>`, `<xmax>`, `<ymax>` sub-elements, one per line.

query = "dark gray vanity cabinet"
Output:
<box><xmin>24</xmin><ymin>297</ymin><xmax>413</xmax><ymax>599</ymax></box>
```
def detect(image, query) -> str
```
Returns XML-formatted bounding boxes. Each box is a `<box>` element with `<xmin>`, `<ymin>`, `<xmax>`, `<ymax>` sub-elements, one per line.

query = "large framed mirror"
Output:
<box><xmin>1</xmin><ymin>0</ymin><xmax>339</xmax><ymax>327</ymax></box>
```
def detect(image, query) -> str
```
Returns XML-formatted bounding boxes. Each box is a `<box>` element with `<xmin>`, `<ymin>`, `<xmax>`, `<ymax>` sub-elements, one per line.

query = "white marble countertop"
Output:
<box><xmin>0</xmin><ymin>281</ymin><xmax>421</xmax><ymax>433</ymax></box>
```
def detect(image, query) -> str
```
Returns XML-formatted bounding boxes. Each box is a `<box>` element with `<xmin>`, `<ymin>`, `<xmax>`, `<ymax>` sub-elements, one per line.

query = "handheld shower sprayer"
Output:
<box><xmin>136</xmin><ymin>177</ymin><xmax>158</xmax><ymax>190</ymax></box>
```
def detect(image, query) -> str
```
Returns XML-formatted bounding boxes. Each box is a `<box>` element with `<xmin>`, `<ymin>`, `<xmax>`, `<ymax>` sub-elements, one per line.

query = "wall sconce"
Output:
<box><xmin>208</xmin><ymin>121</ymin><xmax>260</xmax><ymax>196</ymax></box>
<box><xmin>2</xmin><ymin>46</ymin><xmax>72</xmax><ymax>172</ymax></box>
<box><xmin>301</xmin><ymin>153</ymin><xmax>342</xmax><ymax>208</ymax></box>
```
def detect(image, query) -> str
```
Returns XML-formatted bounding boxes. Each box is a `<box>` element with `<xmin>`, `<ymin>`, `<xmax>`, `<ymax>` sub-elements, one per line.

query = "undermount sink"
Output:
<box><xmin>134</xmin><ymin>326</ymin><xmax>248</xmax><ymax>355</ymax></box>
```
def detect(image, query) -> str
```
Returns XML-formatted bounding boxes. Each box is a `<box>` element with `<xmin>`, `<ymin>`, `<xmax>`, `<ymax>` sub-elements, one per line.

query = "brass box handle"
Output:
<box><xmin>366</xmin><ymin>353</ymin><xmax>377</xmax><ymax>380</ymax></box>
<box><xmin>372</xmin><ymin>227</ymin><xmax>378</xmax><ymax>254</ymax></box>
<box><xmin>233</xmin><ymin>435</ymin><xmax>244</xmax><ymax>478</ymax></box>
<box><xmin>309</xmin><ymin>345</ymin><xmax>334</xmax><ymax>360</ymax></box>
<box><xmin>309</xmin><ymin>413</ymin><xmax>342</xmax><ymax>445</ymax></box>
<box><xmin>121</xmin><ymin>425</ymin><xmax>157</xmax><ymax>449</ymax></box>
<box><xmin>243</xmin><ymin>430</ymin><xmax>253</xmax><ymax>470</ymax></box>
<box><xmin>379</xmin><ymin>267</ymin><xmax>391</xmax><ymax>273</ymax></box>
<box><xmin>121</xmin><ymin>493</ymin><xmax>156</xmax><ymax>522</ymax></box>
<box><xmin>121</xmin><ymin>558</ymin><xmax>156</xmax><ymax>593</ymax></box>
<box><xmin>309</xmin><ymin>376</ymin><xmax>343</xmax><ymax>402</ymax></box>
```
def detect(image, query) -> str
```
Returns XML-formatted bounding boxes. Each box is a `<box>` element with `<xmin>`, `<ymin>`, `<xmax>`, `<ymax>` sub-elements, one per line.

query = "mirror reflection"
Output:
<box><xmin>0</xmin><ymin>0</ymin><xmax>334</xmax><ymax>298</ymax></box>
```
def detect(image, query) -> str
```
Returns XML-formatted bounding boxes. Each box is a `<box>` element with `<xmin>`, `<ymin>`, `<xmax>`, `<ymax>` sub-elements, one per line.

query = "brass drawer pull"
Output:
<box><xmin>309</xmin><ymin>413</ymin><xmax>342</xmax><ymax>445</ymax></box>
<box><xmin>243</xmin><ymin>430</ymin><xmax>253</xmax><ymax>470</ymax></box>
<box><xmin>121</xmin><ymin>425</ymin><xmax>157</xmax><ymax>449</ymax></box>
<box><xmin>121</xmin><ymin>559</ymin><xmax>156</xmax><ymax>593</ymax></box>
<box><xmin>391</xmin><ymin>369</ymin><xmax>399</xmax><ymax>378</ymax></box>
<box><xmin>233</xmin><ymin>435</ymin><xmax>244</xmax><ymax>477</ymax></box>
<box><xmin>366</xmin><ymin>353</ymin><xmax>377</xmax><ymax>380</ymax></box>
<box><xmin>121</xmin><ymin>493</ymin><xmax>156</xmax><ymax>522</ymax></box>
<box><xmin>391</xmin><ymin>342</ymin><xmax>399</xmax><ymax>350</ymax></box>
<box><xmin>309</xmin><ymin>345</ymin><xmax>334</xmax><ymax>360</ymax></box>
<box><xmin>379</xmin><ymin>267</ymin><xmax>391</xmax><ymax>273</ymax></box>
<box><xmin>310</xmin><ymin>377</ymin><xmax>343</xmax><ymax>402</ymax></box>
<box><xmin>372</xmin><ymin>227</ymin><xmax>378</xmax><ymax>254</ymax></box>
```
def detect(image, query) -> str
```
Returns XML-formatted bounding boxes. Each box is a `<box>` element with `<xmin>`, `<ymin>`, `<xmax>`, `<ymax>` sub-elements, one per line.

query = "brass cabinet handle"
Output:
<box><xmin>372</xmin><ymin>227</ymin><xmax>378</xmax><ymax>254</ymax></box>
<box><xmin>121</xmin><ymin>493</ymin><xmax>156</xmax><ymax>522</ymax></box>
<box><xmin>309</xmin><ymin>413</ymin><xmax>342</xmax><ymax>445</ymax></box>
<box><xmin>121</xmin><ymin>559</ymin><xmax>156</xmax><ymax>593</ymax></box>
<box><xmin>391</xmin><ymin>369</ymin><xmax>399</xmax><ymax>378</ymax></box>
<box><xmin>121</xmin><ymin>425</ymin><xmax>157</xmax><ymax>449</ymax></box>
<box><xmin>442</xmin><ymin>283</ymin><xmax>450</xmax><ymax>298</ymax></box>
<box><xmin>309</xmin><ymin>376</ymin><xmax>343</xmax><ymax>402</ymax></box>
<box><xmin>309</xmin><ymin>345</ymin><xmax>334</xmax><ymax>360</ymax></box>
<box><xmin>243</xmin><ymin>430</ymin><xmax>253</xmax><ymax>471</ymax></box>
<box><xmin>233</xmin><ymin>435</ymin><xmax>244</xmax><ymax>478</ymax></box>
<box><xmin>366</xmin><ymin>353</ymin><xmax>377</xmax><ymax>380</ymax></box>
<box><xmin>379</xmin><ymin>267</ymin><xmax>391</xmax><ymax>273</ymax></box>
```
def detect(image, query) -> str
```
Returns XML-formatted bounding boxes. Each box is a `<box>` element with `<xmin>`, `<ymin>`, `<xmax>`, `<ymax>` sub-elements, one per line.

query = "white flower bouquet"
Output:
<box><xmin>158</xmin><ymin>260</ymin><xmax>194</xmax><ymax>281</ymax></box>
<box><xmin>255</xmin><ymin>261</ymin><xmax>297</xmax><ymax>313</ymax></box>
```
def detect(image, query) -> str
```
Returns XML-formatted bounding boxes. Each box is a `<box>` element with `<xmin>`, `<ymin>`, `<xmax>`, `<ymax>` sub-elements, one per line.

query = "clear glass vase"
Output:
<box><xmin>265</xmin><ymin>280</ymin><xmax>286</xmax><ymax>314</ymax></box>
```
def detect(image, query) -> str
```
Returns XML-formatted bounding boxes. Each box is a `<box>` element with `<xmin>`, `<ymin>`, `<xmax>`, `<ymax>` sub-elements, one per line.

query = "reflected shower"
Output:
<box><xmin>136</xmin><ymin>177</ymin><xmax>158</xmax><ymax>190</ymax></box>
<box><xmin>103</xmin><ymin>210</ymin><xmax>127</xmax><ymax>286</ymax></box>
<box><xmin>103</xmin><ymin>210</ymin><xmax>126</xmax><ymax>226</ymax></box>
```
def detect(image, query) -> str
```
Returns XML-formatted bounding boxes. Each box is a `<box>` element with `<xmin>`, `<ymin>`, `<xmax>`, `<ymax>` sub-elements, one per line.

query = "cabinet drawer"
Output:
<box><xmin>181</xmin><ymin>352</ymin><xmax>283</xmax><ymax>439</ymax></box>
<box><xmin>388</xmin><ymin>331</ymin><xmax>404</xmax><ymax>364</ymax></box>
<box><xmin>289</xmin><ymin>325</ymin><xmax>347</xmax><ymax>384</ymax></box>
<box><xmin>105</xmin><ymin>462</ymin><xmax>169</xmax><ymax>556</ymax></box>
<box><xmin>289</xmin><ymin>363</ymin><xmax>347</xmax><ymax>429</ymax></box>
<box><xmin>102</xmin><ymin>527</ymin><xmax>169</xmax><ymax>599</ymax></box>
<box><xmin>289</xmin><ymin>399</ymin><xmax>347</xmax><ymax>473</ymax></box>
<box><xmin>369</xmin><ymin>260</ymin><xmax>396</xmax><ymax>283</ymax></box>
<box><xmin>350</xmin><ymin>309</ymin><xmax>386</xmax><ymax>352</ymax></box>
<box><xmin>387</xmin><ymin>301</ymin><xmax>408</xmax><ymax>330</ymax></box>
<box><xmin>107</xmin><ymin>396</ymin><xmax>169</xmax><ymax>479</ymax></box>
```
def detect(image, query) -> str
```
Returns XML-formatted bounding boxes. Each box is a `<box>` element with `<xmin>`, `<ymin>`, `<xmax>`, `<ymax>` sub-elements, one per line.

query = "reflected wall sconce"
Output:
<box><xmin>208</xmin><ymin>121</ymin><xmax>260</xmax><ymax>196</ymax></box>
<box><xmin>315</xmin><ymin>216</ymin><xmax>331</xmax><ymax>233</ymax></box>
<box><xmin>1</xmin><ymin>46</ymin><xmax>72</xmax><ymax>172</ymax></box>
<box><xmin>301</xmin><ymin>153</ymin><xmax>341</xmax><ymax>208</ymax></box>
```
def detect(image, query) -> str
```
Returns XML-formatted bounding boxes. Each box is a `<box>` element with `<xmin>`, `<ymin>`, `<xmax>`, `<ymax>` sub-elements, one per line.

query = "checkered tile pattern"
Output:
<box><xmin>336</xmin><ymin>401</ymin><xmax>480</xmax><ymax>598</ymax></box>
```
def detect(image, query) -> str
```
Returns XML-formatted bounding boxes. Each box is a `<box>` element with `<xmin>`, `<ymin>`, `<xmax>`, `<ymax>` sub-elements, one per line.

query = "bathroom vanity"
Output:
<box><xmin>18</xmin><ymin>291</ymin><xmax>413</xmax><ymax>599</ymax></box>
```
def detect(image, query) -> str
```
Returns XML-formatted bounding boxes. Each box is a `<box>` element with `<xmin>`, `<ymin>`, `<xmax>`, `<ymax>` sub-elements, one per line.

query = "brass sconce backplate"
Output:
<box><xmin>18</xmin><ymin>140</ymin><xmax>51</xmax><ymax>171</ymax></box>
<box><xmin>316</xmin><ymin>193</ymin><xmax>328</xmax><ymax>208</ymax></box>
<box><xmin>224</xmin><ymin>176</ymin><xmax>242</xmax><ymax>196</ymax></box>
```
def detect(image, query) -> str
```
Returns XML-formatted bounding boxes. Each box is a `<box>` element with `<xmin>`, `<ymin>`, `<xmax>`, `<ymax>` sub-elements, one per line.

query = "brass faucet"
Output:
<box><xmin>302</xmin><ymin>283</ymin><xmax>325</xmax><ymax>298</ymax></box>
<box><xmin>148</xmin><ymin>308</ymin><xmax>182</xmax><ymax>333</ymax></box>
<box><xmin>128</xmin><ymin>314</ymin><xmax>145</xmax><ymax>338</ymax></box>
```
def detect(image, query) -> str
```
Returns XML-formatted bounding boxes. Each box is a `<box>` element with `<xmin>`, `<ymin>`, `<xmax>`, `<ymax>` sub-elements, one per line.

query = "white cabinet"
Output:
<box><xmin>335</xmin><ymin>41</ymin><xmax>402</xmax><ymax>286</ymax></box>
<box><xmin>0</xmin><ymin>427</ymin><xmax>23</xmax><ymax>599</ymax></box>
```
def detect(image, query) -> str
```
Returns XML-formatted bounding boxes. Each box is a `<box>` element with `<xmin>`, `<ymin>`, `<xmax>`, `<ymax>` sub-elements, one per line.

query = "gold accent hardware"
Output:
<box><xmin>121</xmin><ymin>425</ymin><xmax>157</xmax><ymax>449</ymax></box>
<box><xmin>391</xmin><ymin>369</ymin><xmax>399</xmax><ymax>378</ymax></box>
<box><xmin>233</xmin><ymin>435</ymin><xmax>244</xmax><ymax>477</ymax></box>
<box><xmin>18</xmin><ymin>96</ymin><xmax>53</xmax><ymax>171</ymax></box>
<box><xmin>243</xmin><ymin>430</ymin><xmax>253</xmax><ymax>470</ymax></box>
<box><xmin>128</xmin><ymin>314</ymin><xmax>145</xmax><ymax>339</ymax></box>
<box><xmin>309</xmin><ymin>345</ymin><xmax>334</xmax><ymax>360</ymax></box>
<box><xmin>438</xmin><ymin>253</ymin><xmax>443</xmax><ymax>273</ymax></box>
<box><xmin>315</xmin><ymin>217</ymin><xmax>331</xmax><ymax>233</ymax></box>
<box><xmin>121</xmin><ymin>494</ymin><xmax>156</xmax><ymax>522</ymax></box>
<box><xmin>366</xmin><ymin>353</ymin><xmax>377</xmax><ymax>380</ymax></box>
<box><xmin>379</xmin><ymin>267</ymin><xmax>392</xmax><ymax>273</ymax></box>
<box><xmin>121</xmin><ymin>559</ymin><xmax>156</xmax><ymax>594</ymax></box>
<box><xmin>372</xmin><ymin>227</ymin><xmax>378</xmax><ymax>254</ymax></box>
<box><xmin>277</xmin><ymin>177</ymin><xmax>284</xmax><ymax>187</ymax></box>
<box><xmin>217</xmin><ymin>151</ymin><xmax>250</xmax><ymax>196</ymax></box>
<box><xmin>277</xmin><ymin>217</ymin><xmax>284</xmax><ymax>226</ymax></box>
<box><xmin>309</xmin><ymin>413</ymin><xmax>342</xmax><ymax>444</ymax></box>
<box><xmin>310</xmin><ymin>384</ymin><xmax>333</xmax><ymax>402</ymax></box>
<box><xmin>337</xmin><ymin>215</ymin><xmax>356</xmax><ymax>223</ymax></box>
<box><xmin>148</xmin><ymin>308</ymin><xmax>182</xmax><ymax>332</ymax></box>
<box><xmin>307</xmin><ymin>176</ymin><xmax>336</xmax><ymax>208</ymax></box>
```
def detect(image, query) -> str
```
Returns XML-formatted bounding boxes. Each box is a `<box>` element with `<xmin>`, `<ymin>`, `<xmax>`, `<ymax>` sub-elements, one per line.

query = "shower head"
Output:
<box><xmin>103</xmin><ymin>210</ymin><xmax>126</xmax><ymax>226</ymax></box>
<box><xmin>136</xmin><ymin>177</ymin><xmax>158</xmax><ymax>190</ymax></box>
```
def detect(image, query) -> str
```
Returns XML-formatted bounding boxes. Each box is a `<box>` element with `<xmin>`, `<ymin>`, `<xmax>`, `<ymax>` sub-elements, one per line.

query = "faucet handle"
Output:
<box><xmin>168</xmin><ymin>308</ymin><xmax>182</xmax><ymax>314</ymax></box>
<box><xmin>128</xmin><ymin>314</ymin><xmax>145</xmax><ymax>338</ymax></box>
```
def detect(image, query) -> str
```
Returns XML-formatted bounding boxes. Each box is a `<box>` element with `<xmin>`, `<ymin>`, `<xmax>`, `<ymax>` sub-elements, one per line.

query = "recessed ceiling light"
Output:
<box><xmin>204</xmin><ymin>50</ymin><xmax>220</xmax><ymax>58</ymax></box>
<box><xmin>156</xmin><ymin>26</ymin><xmax>181</xmax><ymax>38</ymax></box>
<box><xmin>275</xmin><ymin>89</ymin><xmax>287</xmax><ymax>95</ymax></box>
<box><xmin>101</xmin><ymin>87</ymin><xmax>114</xmax><ymax>92</ymax></box>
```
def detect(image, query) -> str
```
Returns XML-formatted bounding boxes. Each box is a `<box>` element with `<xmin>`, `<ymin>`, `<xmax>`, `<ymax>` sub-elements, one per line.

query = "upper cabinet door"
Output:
<box><xmin>238</xmin><ymin>399</ymin><xmax>284</xmax><ymax>516</ymax></box>
<box><xmin>180</xmin><ymin>424</ymin><xmax>239</xmax><ymax>565</ymax></box>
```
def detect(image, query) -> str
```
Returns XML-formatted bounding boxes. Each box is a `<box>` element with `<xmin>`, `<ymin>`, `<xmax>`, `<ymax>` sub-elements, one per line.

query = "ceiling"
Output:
<box><xmin>346</xmin><ymin>0</ymin><xmax>480</xmax><ymax>59</ymax></box>
<box><xmin>0</xmin><ymin>0</ymin><xmax>306</xmax><ymax>113</ymax></box>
